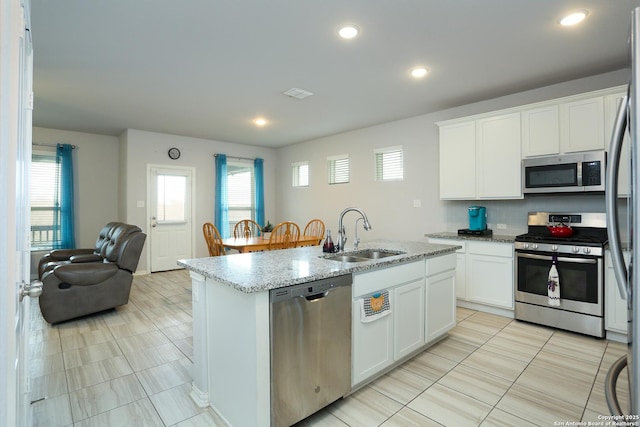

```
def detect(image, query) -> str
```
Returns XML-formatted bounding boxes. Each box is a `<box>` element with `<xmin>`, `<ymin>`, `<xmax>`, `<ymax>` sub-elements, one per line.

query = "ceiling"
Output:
<box><xmin>30</xmin><ymin>0</ymin><xmax>640</xmax><ymax>148</ymax></box>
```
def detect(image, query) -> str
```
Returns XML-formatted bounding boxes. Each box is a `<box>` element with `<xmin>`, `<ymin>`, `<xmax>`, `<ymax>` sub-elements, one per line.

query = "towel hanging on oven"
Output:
<box><xmin>548</xmin><ymin>255</ymin><xmax>560</xmax><ymax>306</ymax></box>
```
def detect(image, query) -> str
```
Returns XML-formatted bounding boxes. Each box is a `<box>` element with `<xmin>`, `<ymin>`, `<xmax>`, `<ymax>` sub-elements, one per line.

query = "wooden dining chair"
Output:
<box><xmin>303</xmin><ymin>218</ymin><xmax>325</xmax><ymax>246</ymax></box>
<box><xmin>268</xmin><ymin>221</ymin><xmax>300</xmax><ymax>250</ymax></box>
<box><xmin>203</xmin><ymin>222</ymin><xmax>225</xmax><ymax>257</ymax></box>
<box><xmin>233</xmin><ymin>219</ymin><xmax>261</xmax><ymax>239</ymax></box>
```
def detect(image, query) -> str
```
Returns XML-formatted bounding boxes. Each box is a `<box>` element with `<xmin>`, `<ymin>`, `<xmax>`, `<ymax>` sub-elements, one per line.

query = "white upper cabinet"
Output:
<box><xmin>521</xmin><ymin>105</ymin><xmax>560</xmax><ymax>157</ymax></box>
<box><xmin>560</xmin><ymin>96</ymin><xmax>605</xmax><ymax>153</ymax></box>
<box><xmin>437</xmin><ymin>85</ymin><xmax>625</xmax><ymax>200</ymax></box>
<box><xmin>477</xmin><ymin>113</ymin><xmax>522</xmax><ymax>199</ymax></box>
<box><xmin>439</xmin><ymin>121</ymin><xmax>476</xmax><ymax>199</ymax></box>
<box><xmin>438</xmin><ymin>114</ymin><xmax>522</xmax><ymax>200</ymax></box>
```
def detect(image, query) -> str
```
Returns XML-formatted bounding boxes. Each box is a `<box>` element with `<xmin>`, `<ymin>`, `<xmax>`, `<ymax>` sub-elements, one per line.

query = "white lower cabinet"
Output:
<box><xmin>605</xmin><ymin>250</ymin><xmax>629</xmax><ymax>339</ymax></box>
<box><xmin>428</xmin><ymin>238</ymin><xmax>514</xmax><ymax>311</ymax></box>
<box><xmin>351</xmin><ymin>255</ymin><xmax>456</xmax><ymax>387</ymax></box>
<box><xmin>394</xmin><ymin>280</ymin><xmax>425</xmax><ymax>360</ymax></box>
<box><xmin>351</xmin><ymin>298</ymin><xmax>394</xmax><ymax>385</ymax></box>
<box><xmin>426</xmin><ymin>268</ymin><xmax>456</xmax><ymax>342</ymax></box>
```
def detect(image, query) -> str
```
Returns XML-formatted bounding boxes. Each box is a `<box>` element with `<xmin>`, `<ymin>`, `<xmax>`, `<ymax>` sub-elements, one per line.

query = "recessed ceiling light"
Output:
<box><xmin>254</xmin><ymin>118</ymin><xmax>267</xmax><ymax>127</ymax></box>
<box><xmin>338</xmin><ymin>24</ymin><xmax>359</xmax><ymax>39</ymax></box>
<box><xmin>560</xmin><ymin>9</ymin><xmax>589</xmax><ymax>26</ymax></box>
<box><xmin>410</xmin><ymin>67</ymin><xmax>430</xmax><ymax>78</ymax></box>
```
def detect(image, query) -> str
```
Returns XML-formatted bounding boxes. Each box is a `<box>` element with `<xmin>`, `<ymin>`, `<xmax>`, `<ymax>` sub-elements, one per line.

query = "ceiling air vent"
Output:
<box><xmin>283</xmin><ymin>88</ymin><xmax>314</xmax><ymax>100</ymax></box>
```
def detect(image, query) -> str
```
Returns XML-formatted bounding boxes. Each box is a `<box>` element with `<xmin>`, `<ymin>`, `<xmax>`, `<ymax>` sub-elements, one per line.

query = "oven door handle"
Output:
<box><xmin>605</xmin><ymin>90</ymin><xmax>629</xmax><ymax>301</ymax></box>
<box><xmin>517</xmin><ymin>252</ymin><xmax>598</xmax><ymax>264</ymax></box>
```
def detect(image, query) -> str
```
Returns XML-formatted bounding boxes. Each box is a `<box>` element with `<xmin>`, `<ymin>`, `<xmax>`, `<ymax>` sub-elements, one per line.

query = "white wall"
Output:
<box><xmin>119</xmin><ymin>129</ymin><xmax>278</xmax><ymax>273</ymax></box>
<box><xmin>275</xmin><ymin>116</ymin><xmax>446</xmax><ymax>245</ymax></box>
<box><xmin>275</xmin><ymin>69</ymin><xmax>629</xmax><ymax>242</ymax></box>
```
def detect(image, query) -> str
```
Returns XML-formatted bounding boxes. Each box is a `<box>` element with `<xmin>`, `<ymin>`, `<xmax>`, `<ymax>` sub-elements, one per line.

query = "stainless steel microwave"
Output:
<box><xmin>522</xmin><ymin>150</ymin><xmax>606</xmax><ymax>194</ymax></box>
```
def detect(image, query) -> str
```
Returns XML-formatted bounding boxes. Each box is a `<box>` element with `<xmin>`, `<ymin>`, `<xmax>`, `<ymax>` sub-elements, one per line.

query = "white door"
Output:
<box><xmin>148</xmin><ymin>166</ymin><xmax>194</xmax><ymax>272</ymax></box>
<box><xmin>1</xmin><ymin>1</ymin><xmax>37</xmax><ymax>425</ymax></box>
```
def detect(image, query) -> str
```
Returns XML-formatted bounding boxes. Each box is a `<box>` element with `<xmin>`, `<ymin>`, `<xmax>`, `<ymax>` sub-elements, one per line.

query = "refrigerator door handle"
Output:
<box><xmin>606</xmin><ymin>92</ymin><xmax>630</xmax><ymax>300</ymax></box>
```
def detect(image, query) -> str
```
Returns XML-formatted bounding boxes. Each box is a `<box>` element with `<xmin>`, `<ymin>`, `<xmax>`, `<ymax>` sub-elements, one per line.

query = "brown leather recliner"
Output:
<box><xmin>38</xmin><ymin>223</ymin><xmax>146</xmax><ymax>324</ymax></box>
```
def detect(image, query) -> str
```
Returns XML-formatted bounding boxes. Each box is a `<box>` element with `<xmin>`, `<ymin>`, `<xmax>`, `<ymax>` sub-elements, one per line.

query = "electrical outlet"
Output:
<box><xmin>497</xmin><ymin>223</ymin><xmax>507</xmax><ymax>230</ymax></box>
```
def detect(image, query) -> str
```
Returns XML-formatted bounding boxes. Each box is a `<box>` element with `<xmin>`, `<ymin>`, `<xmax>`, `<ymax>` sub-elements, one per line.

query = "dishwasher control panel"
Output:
<box><xmin>270</xmin><ymin>274</ymin><xmax>352</xmax><ymax>303</ymax></box>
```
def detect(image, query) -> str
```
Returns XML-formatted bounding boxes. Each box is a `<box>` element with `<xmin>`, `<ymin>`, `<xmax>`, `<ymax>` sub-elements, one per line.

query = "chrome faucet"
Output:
<box><xmin>338</xmin><ymin>207</ymin><xmax>372</xmax><ymax>252</ymax></box>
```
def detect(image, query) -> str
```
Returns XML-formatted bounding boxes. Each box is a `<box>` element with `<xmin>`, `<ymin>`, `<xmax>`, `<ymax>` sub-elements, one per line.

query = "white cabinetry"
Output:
<box><xmin>425</xmin><ymin>255</ymin><xmax>457</xmax><ymax>342</ymax></box>
<box><xmin>438</xmin><ymin>114</ymin><xmax>522</xmax><ymax>200</ymax></box>
<box><xmin>351</xmin><ymin>255</ymin><xmax>456</xmax><ymax>387</ymax></box>
<box><xmin>428</xmin><ymin>238</ymin><xmax>515</xmax><ymax>313</ymax></box>
<box><xmin>477</xmin><ymin>113</ymin><xmax>522</xmax><ymax>198</ymax></box>
<box><xmin>467</xmin><ymin>241</ymin><xmax>514</xmax><ymax>310</ymax></box>
<box><xmin>560</xmin><ymin>96</ymin><xmax>605</xmax><ymax>153</ymax></box>
<box><xmin>439</xmin><ymin>121</ymin><xmax>476</xmax><ymax>199</ymax></box>
<box><xmin>605</xmin><ymin>250</ymin><xmax>629</xmax><ymax>341</ymax></box>
<box><xmin>394</xmin><ymin>280</ymin><xmax>425</xmax><ymax>360</ymax></box>
<box><xmin>428</xmin><ymin>239</ymin><xmax>466</xmax><ymax>299</ymax></box>
<box><xmin>521</xmin><ymin>104</ymin><xmax>560</xmax><ymax>157</ymax></box>
<box><xmin>352</xmin><ymin>261</ymin><xmax>423</xmax><ymax>386</ymax></box>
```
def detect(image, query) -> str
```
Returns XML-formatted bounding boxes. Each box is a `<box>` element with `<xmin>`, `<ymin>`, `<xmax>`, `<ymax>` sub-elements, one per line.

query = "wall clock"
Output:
<box><xmin>168</xmin><ymin>147</ymin><xmax>181</xmax><ymax>160</ymax></box>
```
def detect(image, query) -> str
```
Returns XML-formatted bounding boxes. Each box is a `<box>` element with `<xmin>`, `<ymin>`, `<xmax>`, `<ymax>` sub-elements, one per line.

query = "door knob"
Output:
<box><xmin>20</xmin><ymin>280</ymin><xmax>43</xmax><ymax>301</ymax></box>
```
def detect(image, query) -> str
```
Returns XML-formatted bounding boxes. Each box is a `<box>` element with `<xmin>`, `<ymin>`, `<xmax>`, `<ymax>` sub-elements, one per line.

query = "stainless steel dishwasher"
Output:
<box><xmin>270</xmin><ymin>274</ymin><xmax>352</xmax><ymax>427</ymax></box>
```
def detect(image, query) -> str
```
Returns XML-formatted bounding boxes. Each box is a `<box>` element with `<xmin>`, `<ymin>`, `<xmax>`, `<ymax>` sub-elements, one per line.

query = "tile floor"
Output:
<box><xmin>29</xmin><ymin>269</ymin><xmax>630</xmax><ymax>427</ymax></box>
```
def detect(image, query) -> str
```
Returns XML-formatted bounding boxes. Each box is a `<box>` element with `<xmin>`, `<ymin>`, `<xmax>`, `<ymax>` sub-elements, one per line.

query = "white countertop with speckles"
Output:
<box><xmin>177</xmin><ymin>239</ymin><xmax>460</xmax><ymax>293</ymax></box>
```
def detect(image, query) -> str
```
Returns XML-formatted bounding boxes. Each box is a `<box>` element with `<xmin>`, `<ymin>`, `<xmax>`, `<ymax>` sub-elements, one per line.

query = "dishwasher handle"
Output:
<box><xmin>304</xmin><ymin>291</ymin><xmax>329</xmax><ymax>301</ymax></box>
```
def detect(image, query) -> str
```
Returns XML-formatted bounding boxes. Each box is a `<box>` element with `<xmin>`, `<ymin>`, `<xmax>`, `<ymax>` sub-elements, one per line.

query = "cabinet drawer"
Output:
<box><xmin>353</xmin><ymin>260</ymin><xmax>424</xmax><ymax>298</ymax></box>
<box><xmin>468</xmin><ymin>241</ymin><xmax>513</xmax><ymax>258</ymax></box>
<box><xmin>426</xmin><ymin>253</ymin><xmax>456</xmax><ymax>277</ymax></box>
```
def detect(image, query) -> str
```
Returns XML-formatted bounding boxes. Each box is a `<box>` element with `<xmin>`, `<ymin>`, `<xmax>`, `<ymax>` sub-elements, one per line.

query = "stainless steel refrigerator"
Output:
<box><xmin>606</xmin><ymin>6</ymin><xmax>640</xmax><ymax>416</ymax></box>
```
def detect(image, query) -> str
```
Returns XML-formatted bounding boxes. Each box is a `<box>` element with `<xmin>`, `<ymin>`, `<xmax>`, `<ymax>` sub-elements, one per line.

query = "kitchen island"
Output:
<box><xmin>178</xmin><ymin>240</ymin><xmax>460</xmax><ymax>427</ymax></box>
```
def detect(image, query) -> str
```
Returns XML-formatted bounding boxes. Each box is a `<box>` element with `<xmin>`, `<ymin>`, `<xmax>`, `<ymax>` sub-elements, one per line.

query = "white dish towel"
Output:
<box><xmin>548</xmin><ymin>258</ymin><xmax>560</xmax><ymax>306</ymax></box>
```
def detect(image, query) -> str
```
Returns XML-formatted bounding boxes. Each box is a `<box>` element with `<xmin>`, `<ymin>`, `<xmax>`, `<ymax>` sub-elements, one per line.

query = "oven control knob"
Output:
<box><xmin>573</xmin><ymin>247</ymin><xmax>580</xmax><ymax>253</ymax></box>
<box><xmin>523</xmin><ymin>243</ymin><xmax>529</xmax><ymax>249</ymax></box>
<box><xmin>551</xmin><ymin>245</ymin><xmax>558</xmax><ymax>252</ymax></box>
<box><xmin>532</xmin><ymin>244</ymin><xmax>538</xmax><ymax>250</ymax></box>
<box><xmin>583</xmin><ymin>247</ymin><xmax>591</xmax><ymax>254</ymax></box>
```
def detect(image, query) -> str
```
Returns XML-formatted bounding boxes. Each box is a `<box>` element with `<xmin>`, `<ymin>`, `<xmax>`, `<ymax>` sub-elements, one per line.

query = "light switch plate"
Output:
<box><xmin>497</xmin><ymin>223</ymin><xmax>507</xmax><ymax>229</ymax></box>
<box><xmin>137</xmin><ymin>200</ymin><xmax>145</xmax><ymax>208</ymax></box>
<box><xmin>413</xmin><ymin>199</ymin><xmax>421</xmax><ymax>208</ymax></box>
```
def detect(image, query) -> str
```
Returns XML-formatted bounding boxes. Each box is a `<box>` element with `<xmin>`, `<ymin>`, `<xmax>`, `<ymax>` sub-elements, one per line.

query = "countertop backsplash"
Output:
<box><xmin>444</xmin><ymin>194</ymin><xmax>606</xmax><ymax>235</ymax></box>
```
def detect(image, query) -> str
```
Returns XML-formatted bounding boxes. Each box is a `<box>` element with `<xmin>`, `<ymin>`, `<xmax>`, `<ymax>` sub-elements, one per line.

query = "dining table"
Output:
<box><xmin>222</xmin><ymin>235</ymin><xmax>321</xmax><ymax>253</ymax></box>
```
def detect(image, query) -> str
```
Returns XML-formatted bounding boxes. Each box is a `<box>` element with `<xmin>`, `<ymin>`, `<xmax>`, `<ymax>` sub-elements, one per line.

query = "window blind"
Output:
<box><xmin>328</xmin><ymin>154</ymin><xmax>350</xmax><ymax>185</ymax></box>
<box><xmin>227</xmin><ymin>161</ymin><xmax>255</xmax><ymax>228</ymax></box>
<box><xmin>292</xmin><ymin>161</ymin><xmax>309</xmax><ymax>187</ymax></box>
<box><xmin>374</xmin><ymin>146</ymin><xmax>404</xmax><ymax>181</ymax></box>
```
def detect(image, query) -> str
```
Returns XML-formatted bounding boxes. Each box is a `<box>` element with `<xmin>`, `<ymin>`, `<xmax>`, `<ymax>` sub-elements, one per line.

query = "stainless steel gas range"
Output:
<box><xmin>514</xmin><ymin>212</ymin><xmax>608</xmax><ymax>338</ymax></box>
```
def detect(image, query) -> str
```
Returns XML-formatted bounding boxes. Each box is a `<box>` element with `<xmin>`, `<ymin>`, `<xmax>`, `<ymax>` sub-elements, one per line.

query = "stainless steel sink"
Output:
<box><xmin>322</xmin><ymin>249</ymin><xmax>405</xmax><ymax>263</ymax></box>
<box><xmin>356</xmin><ymin>249</ymin><xmax>404</xmax><ymax>259</ymax></box>
<box><xmin>323</xmin><ymin>255</ymin><xmax>372</xmax><ymax>263</ymax></box>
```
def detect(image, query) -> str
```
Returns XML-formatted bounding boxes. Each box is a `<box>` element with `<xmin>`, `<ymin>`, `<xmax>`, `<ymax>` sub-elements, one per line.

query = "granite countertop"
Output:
<box><xmin>426</xmin><ymin>231</ymin><xmax>519</xmax><ymax>244</ymax></box>
<box><xmin>177</xmin><ymin>239</ymin><xmax>460</xmax><ymax>293</ymax></box>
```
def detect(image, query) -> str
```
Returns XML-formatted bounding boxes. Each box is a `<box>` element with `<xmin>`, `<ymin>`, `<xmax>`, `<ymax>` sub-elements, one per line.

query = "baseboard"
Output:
<box><xmin>456</xmin><ymin>300</ymin><xmax>515</xmax><ymax>319</ymax></box>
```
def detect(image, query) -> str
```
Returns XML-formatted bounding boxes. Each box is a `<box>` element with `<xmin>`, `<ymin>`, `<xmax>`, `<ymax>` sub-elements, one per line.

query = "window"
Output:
<box><xmin>31</xmin><ymin>150</ymin><xmax>59</xmax><ymax>248</ymax></box>
<box><xmin>155</xmin><ymin>174</ymin><xmax>187</xmax><ymax>222</ymax></box>
<box><xmin>328</xmin><ymin>154</ymin><xmax>350</xmax><ymax>185</ymax></box>
<box><xmin>227</xmin><ymin>161</ymin><xmax>256</xmax><ymax>231</ymax></box>
<box><xmin>374</xmin><ymin>145</ymin><xmax>404</xmax><ymax>181</ymax></box>
<box><xmin>292</xmin><ymin>161</ymin><xmax>309</xmax><ymax>187</ymax></box>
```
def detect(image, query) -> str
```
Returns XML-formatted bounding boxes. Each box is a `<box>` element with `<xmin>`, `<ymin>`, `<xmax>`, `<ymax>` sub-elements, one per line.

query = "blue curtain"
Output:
<box><xmin>54</xmin><ymin>143</ymin><xmax>75</xmax><ymax>248</ymax></box>
<box><xmin>215</xmin><ymin>154</ymin><xmax>229</xmax><ymax>238</ymax></box>
<box><xmin>254</xmin><ymin>158</ymin><xmax>265</xmax><ymax>229</ymax></box>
